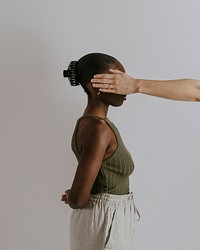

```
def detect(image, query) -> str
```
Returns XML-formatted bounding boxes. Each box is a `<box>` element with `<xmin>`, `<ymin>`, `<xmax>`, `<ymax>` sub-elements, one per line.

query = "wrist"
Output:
<box><xmin>134</xmin><ymin>78</ymin><xmax>143</xmax><ymax>94</ymax></box>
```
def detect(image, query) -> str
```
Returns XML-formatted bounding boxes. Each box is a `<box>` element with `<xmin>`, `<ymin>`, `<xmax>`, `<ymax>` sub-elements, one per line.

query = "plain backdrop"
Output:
<box><xmin>1</xmin><ymin>1</ymin><xmax>200</xmax><ymax>249</ymax></box>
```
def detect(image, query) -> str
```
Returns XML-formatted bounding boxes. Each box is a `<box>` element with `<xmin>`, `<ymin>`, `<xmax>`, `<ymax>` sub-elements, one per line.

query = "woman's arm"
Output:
<box><xmin>61</xmin><ymin>118</ymin><xmax>111</xmax><ymax>209</ymax></box>
<box><xmin>91</xmin><ymin>69</ymin><xmax>200</xmax><ymax>101</ymax></box>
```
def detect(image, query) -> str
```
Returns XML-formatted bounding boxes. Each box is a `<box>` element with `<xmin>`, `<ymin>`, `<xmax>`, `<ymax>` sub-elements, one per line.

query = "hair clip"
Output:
<box><xmin>63</xmin><ymin>61</ymin><xmax>79</xmax><ymax>86</ymax></box>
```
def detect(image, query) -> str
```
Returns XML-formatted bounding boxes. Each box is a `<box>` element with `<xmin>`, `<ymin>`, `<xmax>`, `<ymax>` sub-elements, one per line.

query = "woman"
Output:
<box><xmin>61</xmin><ymin>53</ymin><xmax>139</xmax><ymax>250</ymax></box>
<box><xmin>91</xmin><ymin>69</ymin><xmax>200</xmax><ymax>101</ymax></box>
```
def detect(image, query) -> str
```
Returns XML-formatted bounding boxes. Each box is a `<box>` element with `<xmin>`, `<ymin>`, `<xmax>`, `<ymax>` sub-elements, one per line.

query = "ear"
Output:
<box><xmin>87</xmin><ymin>82</ymin><xmax>99</xmax><ymax>97</ymax></box>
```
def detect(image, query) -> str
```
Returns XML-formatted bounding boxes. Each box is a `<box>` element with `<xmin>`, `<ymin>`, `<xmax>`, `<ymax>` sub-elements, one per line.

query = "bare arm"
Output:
<box><xmin>139</xmin><ymin>78</ymin><xmax>200</xmax><ymax>101</ymax></box>
<box><xmin>61</xmin><ymin>119</ymin><xmax>110</xmax><ymax>209</ymax></box>
<box><xmin>91</xmin><ymin>69</ymin><xmax>200</xmax><ymax>101</ymax></box>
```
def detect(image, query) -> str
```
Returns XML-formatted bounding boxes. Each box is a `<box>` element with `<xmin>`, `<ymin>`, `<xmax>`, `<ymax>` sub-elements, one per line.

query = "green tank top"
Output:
<box><xmin>71</xmin><ymin>115</ymin><xmax>135</xmax><ymax>195</ymax></box>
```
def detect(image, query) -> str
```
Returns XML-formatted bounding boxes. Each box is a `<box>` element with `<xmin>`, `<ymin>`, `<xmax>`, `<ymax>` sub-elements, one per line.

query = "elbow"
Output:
<box><xmin>196</xmin><ymin>90</ymin><xmax>200</xmax><ymax>101</ymax></box>
<box><xmin>194</xmin><ymin>95</ymin><xmax>200</xmax><ymax>102</ymax></box>
<box><xmin>68</xmin><ymin>194</ymin><xmax>89</xmax><ymax>209</ymax></box>
<box><xmin>195</xmin><ymin>81</ymin><xmax>200</xmax><ymax>101</ymax></box>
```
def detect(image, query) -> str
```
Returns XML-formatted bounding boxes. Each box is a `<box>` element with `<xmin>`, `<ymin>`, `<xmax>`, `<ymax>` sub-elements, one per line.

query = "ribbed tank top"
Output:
<box><xmin>71</xmin><ymin>115</ymin><xmax>135</xmax><ymax>195</ymax></box>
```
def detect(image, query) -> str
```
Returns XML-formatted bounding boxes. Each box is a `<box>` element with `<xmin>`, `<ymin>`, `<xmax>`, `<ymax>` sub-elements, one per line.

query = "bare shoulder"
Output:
<box><xmin>77</xmin><ymin>116</ymin><xmax>111</xmax><ymax>150</ymax></box>
<box><xmin>79</xmin><ymin>116</ymin><xmax>110</xmax><ymax>137</ymax></box>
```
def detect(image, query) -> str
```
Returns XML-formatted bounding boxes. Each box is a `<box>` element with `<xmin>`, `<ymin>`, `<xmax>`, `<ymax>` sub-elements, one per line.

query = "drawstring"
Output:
<box><xmin>134</xmin><ymin>204</ymin><xmax>141</xmax><ymax>221</ymax></box>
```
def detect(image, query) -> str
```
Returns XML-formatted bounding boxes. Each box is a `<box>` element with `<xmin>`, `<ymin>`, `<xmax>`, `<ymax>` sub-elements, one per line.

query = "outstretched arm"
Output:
<box><xmin>91</xmin><ymin>69</ymin><xmax>200</xmax><ymax>101</ymax></box>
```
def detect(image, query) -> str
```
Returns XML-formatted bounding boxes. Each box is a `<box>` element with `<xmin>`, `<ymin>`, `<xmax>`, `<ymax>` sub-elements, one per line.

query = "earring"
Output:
<box><xmin>97</xmin><ymin>90</ymin><xmax>101</xmax><ymax>95</ymax></box>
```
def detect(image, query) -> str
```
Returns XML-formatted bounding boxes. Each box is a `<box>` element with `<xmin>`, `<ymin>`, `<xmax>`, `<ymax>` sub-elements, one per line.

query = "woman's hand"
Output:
<box><xmin>91</xmin><ymin>69</ymin><xmax>139</xmax><ymax>95</ymax></box>
<box><xmin>61</xmin><ymin>189</ymin><xmax>70</xmax><ymax>204</ymax></box>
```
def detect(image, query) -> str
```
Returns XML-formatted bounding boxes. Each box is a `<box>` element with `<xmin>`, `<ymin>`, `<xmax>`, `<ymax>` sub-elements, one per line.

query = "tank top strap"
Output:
<box><xmin>80</xmin><ymin>114</ymin><xmax>107</xmax><ymax>121</ymax></box>
<box><xmin>79</xmin><ymin>115</ymin><xmax>117</xmax><ymax>132</ymax></box>
<box><xmin>72</xmin><ymin>114</ymin><xmax>114</xmax><ymax>157</ymax></box>
<box><xmin>76</xmin><ymin>115</ymin><xmax>120</xmax><ymax>143</ymax></box>
<box><xmin>74</xmin><ymin>115</ymin><xmax>109</xmax><ymax>140</ymax></box>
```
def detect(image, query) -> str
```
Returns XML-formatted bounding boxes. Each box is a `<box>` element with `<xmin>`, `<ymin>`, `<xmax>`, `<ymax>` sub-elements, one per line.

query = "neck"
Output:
<box><xmin>83</xmin><ymin>98</ymin><xmax>109</xmax><ymax>118</ymax></box>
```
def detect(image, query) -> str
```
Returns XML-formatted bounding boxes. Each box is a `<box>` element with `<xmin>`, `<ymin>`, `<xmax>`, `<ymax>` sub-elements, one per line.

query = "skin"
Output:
<box><xmin>62</xmin><ymin>67</ymin><xmax>199</xmax><ymax>207</ymax></box>
<box><xmin>61</xmin><ymin>72</ymin><xmax>127</xmax><ymax>209</ymax></box>
<box><xmin>91</xmin><ymin>69</ymin><xmax>200</xmax><ymax>101</ymax></box>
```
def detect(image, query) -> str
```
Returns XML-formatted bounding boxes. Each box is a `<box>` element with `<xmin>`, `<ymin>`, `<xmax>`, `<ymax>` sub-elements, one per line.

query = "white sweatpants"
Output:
<box><xmin>70</xmin><ymin>192</ymin><xmax>140</xmax><ymax>250</ymax></box>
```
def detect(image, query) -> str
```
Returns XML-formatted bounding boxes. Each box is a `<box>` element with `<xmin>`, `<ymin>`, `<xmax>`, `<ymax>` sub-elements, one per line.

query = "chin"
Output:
<box><xmin>111</xmin><ymin>101</ymin><xmax>124</xmax><ymax>107</ymax></box>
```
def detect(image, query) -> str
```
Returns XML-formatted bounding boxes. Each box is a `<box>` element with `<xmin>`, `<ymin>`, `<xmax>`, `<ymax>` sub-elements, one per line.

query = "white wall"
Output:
<box><xmin>1</xmin><ymin>1</ymin><xmax>200</xmax><ymax>249</ymax></box>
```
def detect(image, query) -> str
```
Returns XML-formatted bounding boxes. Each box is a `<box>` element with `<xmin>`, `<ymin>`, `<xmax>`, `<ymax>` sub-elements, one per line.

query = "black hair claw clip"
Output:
<box><xmin>63</xmin><ymin>61</ymin><xmax>79</xmax><ymax>86</ymax></box>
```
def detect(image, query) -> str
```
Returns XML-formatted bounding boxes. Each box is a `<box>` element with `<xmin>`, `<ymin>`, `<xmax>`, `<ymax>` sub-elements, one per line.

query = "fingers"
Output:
<box><xmin>61</xmin><ymin>194</ymin><xmax>69</xmax><ymax>204</ymax></box>
<box><xmin>92</xmin><ymin>81</ymin><xmax>114</xmax><ymax>91</ymax></box>
<box><xmin>91</xmin><ymin>69</ymin><xmax>124</xmax><ymax>94</ymax></box>
<box><xmin>92</xmin><ymin>74</ymin><xmax>115</xmax><ymax>80</ymax></box>
<box><xmin>92</xmin><ymin>69</ymin><xmax>122</xmax><ymax>80</ymax></box>
<box><xmin>109</xmin><ymin>69</ymin><xmax>123</xmax><ymax>74</ymax></box>
<box><xmin>61</xmin><ymin>190</ymin><xmax>70</xmax><ymax>204</ymax></box>
<box><xmin>91</xmin><ymin>78</ymin><xmax>113</xmax><ymax>84</ymax></box>
<box><xmin>61</xmin><ymin>194</ymin><xmax>66</xmax><ymax>201</ymax></box>
<box><xmin>91</xmin><ymin>78</ymin><xmax>117</xmax><ymax>92</ymax></box>
<box><xmin>99</xmin><ymin>88</ymin><xmax>117</xmax><ymax>94</ymax></box>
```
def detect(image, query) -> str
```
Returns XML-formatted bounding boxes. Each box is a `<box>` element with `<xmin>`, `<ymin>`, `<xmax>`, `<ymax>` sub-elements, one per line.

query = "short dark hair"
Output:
<box><xmin>64</xmin><ymin>52</ymin><xmax>125</xmax><ymax>96</ymax></box>
<box><xmin>77</xmin><ymin>53</ymin><xmax>125</xmax><ymax>95</ymax></box>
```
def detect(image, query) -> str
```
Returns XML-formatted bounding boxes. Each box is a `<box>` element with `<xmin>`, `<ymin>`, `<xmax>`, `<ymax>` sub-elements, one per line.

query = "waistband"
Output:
<box><xmin>90</xmin><ymin>192</ymin><xmax>133</xmax><ymax>206</ymax></box>
<box><xmin>89</xmin><ymin>192</ymin><xmax>140</xmax><ymax>221</ymax></box>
